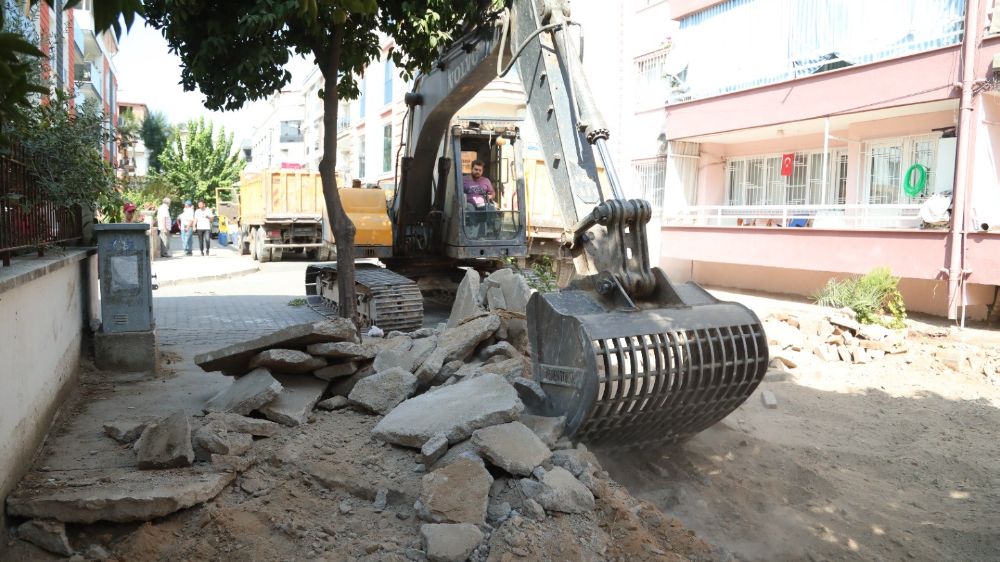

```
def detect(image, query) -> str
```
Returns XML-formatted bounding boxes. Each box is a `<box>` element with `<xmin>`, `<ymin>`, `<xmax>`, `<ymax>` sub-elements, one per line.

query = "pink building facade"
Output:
<box><xmin>634</xmin><ymin>0</ymin><xmax>1000</xmax><ymax>321</ymax></box>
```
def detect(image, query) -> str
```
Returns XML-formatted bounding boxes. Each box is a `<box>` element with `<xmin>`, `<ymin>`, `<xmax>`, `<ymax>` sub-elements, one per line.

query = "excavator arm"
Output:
<box><xmin>397</xmin><ymin>0</ymin><xmax>770</xmax><ymax>449</ymax></box>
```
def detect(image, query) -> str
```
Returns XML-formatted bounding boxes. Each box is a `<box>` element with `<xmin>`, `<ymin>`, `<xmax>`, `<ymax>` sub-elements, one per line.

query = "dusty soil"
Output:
<box><xmin>3</xmin><ymin>405</ymin><xmax>717</xmax><ymax>562</ymax></box>
<box><xmin>598</xmin><ymin>291</ymin><xmax>1000</xmax><ymax>562</ymax></box>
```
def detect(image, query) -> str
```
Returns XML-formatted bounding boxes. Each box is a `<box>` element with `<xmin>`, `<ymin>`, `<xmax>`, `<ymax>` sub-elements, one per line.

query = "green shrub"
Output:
<box><xmin>814</xmin><ymin>267</ymin><xmax>907</xmax><ymax>328</ymax></box>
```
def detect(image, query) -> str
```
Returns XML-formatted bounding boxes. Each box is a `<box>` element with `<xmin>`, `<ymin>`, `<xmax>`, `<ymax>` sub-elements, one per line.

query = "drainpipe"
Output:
<box><xmin>947</xmin><ymin>0</ymin><xmax>981</xmax><ymax>320</ymax></box>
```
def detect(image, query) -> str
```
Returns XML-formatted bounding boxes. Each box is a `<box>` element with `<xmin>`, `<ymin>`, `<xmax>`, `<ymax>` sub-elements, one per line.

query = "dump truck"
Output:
<box><xmin>237</xmin><ymin>170</ymin><xmax>335</xmax><ymax>262</ymax></box>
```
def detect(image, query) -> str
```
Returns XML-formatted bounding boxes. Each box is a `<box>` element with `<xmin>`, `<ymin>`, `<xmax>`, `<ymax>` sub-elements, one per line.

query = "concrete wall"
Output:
<box><xmin>0</xmin><ymin>252</ymin><xmax>92</xmax><ymax>525</ymax></box>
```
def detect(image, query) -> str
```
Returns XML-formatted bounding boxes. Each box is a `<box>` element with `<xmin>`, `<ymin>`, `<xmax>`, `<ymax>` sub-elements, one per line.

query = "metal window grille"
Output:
<box><xmin>633</xmin><ymin>158</ymin><xmax>667</xmax><ymax>214</ymax></box>
<box><xmin>382</xmin><ymin>124</ymin><xmax>392</xmax><ymax>173</ymax></box>
<box><xmin>634</xmin><ymin>48</ymin><xmax>671</xmax><ymax>107</ymax></box>
<box><xmin>726</xmin><ymin>149</ymin><xmax>848</xmax><ymax>207</ymax></box>
<box><xmin>862</xmin><ymin>133</ymin><xmax>940</xmax><ymax>205</ymax></box>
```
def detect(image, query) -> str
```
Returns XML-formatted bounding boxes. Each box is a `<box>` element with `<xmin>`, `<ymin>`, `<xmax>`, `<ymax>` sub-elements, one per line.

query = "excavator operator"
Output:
<box><xmin>462</xmin><ymin>159</ymin><xmax>497</xmax><ymax>238</ymax></box>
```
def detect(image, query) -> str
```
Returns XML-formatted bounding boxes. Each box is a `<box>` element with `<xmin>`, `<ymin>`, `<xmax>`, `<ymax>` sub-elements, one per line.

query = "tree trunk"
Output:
<box><xmin>318</xmin><ymin>26</ymin><xmax>358</xmax><ymax>323</ymax></box>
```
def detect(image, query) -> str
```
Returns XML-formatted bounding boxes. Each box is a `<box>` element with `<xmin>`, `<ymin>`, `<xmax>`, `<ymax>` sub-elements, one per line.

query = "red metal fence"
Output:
<box><xmin>1</xmin><ymin>143</ymin><xmax>83</xmax><ymax>266</ymax></box>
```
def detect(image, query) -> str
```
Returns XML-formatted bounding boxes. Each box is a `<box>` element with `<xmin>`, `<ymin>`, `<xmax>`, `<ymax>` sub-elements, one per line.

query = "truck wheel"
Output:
<box><xmin>271</xmin><ymin>249</ymin><xmax>283</xmax><ymax>262</ymax></box>
<box><xmin>258</xmin><ymin>238</ymin><xmax>271</xmax><ymax>263</ymax></box>
<box><xmin>240</xmin><ymin>227</ymin><xmax>250</xmax><ymax>255</ymax></box>
<box><xmin>250</xmin><ymin>228</ymin><xmax>259</xmax><ymax>260</ymax></box>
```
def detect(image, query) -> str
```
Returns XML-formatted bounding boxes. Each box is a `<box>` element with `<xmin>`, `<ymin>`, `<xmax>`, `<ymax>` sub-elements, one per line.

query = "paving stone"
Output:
<box><xmin>418</xmin><ymin>458</ymin><xmax>492</xmax><ymax>525</ymax></box>
<box><xmin>537</xmin><ymin>466</ymin><xmax>595</xmax><ymax>513</ymax></box>
<box><xmin>316</xmin><ymin>395</ymin><xmax>350</xmax><ymax>410</ymax></box>
<box><xmin>194</xmin><ymin>319</ymin><xmax>357</xmax><ymax>374</ymax></box>
<box><xmin>519</xmin><ymin>415</ymin><xmax>565</xmax><ymax>448</ymax></box>
<box><xmin>348</xmin><ymin>367</ymin><xmax>419</xmax><ymax>415</ymax></box>
<box><xmin>203</xmin><ymin>368</ymin><xmax>283</xmax><ymax>415</ymax></box>
<box><xmin>248</xmin><ymin>348</ymin><xmax>326</xmax><ymax>374</ymax></box>
<box><xmin>257</xmin><ymin>374</ymin><xmax>328</xmax><ymax>426</ymax></box>
<box><xmin>472</xmin><ymin>422</ymin><xmax>551</xmax><ymax>476</ymax></box>
<box><xmin>421</xmin><ymin>523</ymin><xmax>483</xmax><ymax>562</ymax></box>
<box><xmin>447</xmin><ymin>269</ymin><xmax>483</xmax><ymax>328</ymax></box>
<box><xmin>134</xmin><ymin>411</ymin><xmax>194</xmax><ymax>470</ymax></box>
<box><xmin>415</xmin><ymin>315</ymin><xmax>501</xmax><ymax>384</ymax></box>
<box><xmin>306</xmin><ymin>341</ymin><xmax>377</xmax><ymax>360</ymax></box>
<box><xmin>6</xmin><ymin>467</ymin><xmax>235</xmax><ymax>523</ymax></box>
<box><xmin>373</xmin><ymin>373</ymin><xmax>524</xmax><ymax>448</ymax></box>
<box><xmin>313</xmin><ymin>361</ymin><xmax>359</xmax><ymax>381</ymax></box>
<box><xmin>17</xmin><ymin>519</ymin><xmax>72</xmax><ymax>556</ymax></box>
<box><xmin>102</xmin><ymin>418</ymin><xmax>152</xmax><ymax>444</ymax></box>
<box><xmin>421</xmin><ymin>434</ymin><xmax>449</xmax><ymax>465</ymax></box>
<box><xmin>204</xmin><ymin>412</ymin><xmax>282</xmax><ymax>437</ymax></box>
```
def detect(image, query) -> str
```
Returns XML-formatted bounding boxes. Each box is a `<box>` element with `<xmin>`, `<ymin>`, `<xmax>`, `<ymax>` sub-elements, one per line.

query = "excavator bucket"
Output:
<box><xmin>526</xmin><ymin>271</ymin><xmax>769</xmax><ymax>449</ymax></box>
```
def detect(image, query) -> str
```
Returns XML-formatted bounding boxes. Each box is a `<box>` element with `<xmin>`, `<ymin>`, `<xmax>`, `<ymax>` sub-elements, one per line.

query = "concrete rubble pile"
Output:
<box><xmin>6</xmin><ymin>268</ymin><xmax>703</xmax><ymax>561</ymax></box>
<box><xmin>764</xmin><ymin>307</ymin><xmax>910</xmax><ymax>371</ymax></box>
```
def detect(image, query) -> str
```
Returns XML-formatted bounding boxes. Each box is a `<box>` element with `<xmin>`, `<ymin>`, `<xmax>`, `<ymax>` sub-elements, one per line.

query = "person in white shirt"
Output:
<box><xmin>193</xmin><ymin>200</ymin><xmax>214</xmax><ymax>256</ymax></box>
<box><xmin>156</xmin><ymin>197</ymin><xmax>172</xmax><ymax>257</ymax></box>
<box><xmin>179</xmin><ymin>200</ymin><xmax>195</xmax><ymax>256</ymax></box>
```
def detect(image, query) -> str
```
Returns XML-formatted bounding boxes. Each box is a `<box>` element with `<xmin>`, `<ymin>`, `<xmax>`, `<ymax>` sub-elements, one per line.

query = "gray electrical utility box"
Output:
<box><xmin>94</xmin><ymin>223</ymin><xmax>154</xmax><ymax>333</ymax></box>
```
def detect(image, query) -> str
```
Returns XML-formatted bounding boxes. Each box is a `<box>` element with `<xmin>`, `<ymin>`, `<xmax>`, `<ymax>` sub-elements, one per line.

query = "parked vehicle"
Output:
<box><xmin>237</xmin><ymin>170</ymin><xmax>334</xmax><ymax>262</ymax></box>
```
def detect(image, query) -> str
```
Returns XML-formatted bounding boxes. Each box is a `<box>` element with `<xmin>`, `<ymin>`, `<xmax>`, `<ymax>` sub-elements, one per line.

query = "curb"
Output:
<box><xmin>154</xmin><ymin>265</ymin><xmax>260</xmax><ymax>289</ymax></box>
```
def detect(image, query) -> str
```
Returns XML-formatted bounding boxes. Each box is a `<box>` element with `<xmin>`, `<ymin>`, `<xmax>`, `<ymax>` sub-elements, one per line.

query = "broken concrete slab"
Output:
<box><xmin>550</xmin><ymin>448</ymin><xmax>601</xmax><ymax>477</ymax></box>
<box><xmin>409</xmin><ymin>336</ymin><xmax>437</xmax><ymax>373</ymax></box>
<box><xmin>480</xmin><ymin>341</ymin><xmax>519</xmax><ymax>361</ymax></box>
<box><xmin>520</xmin><ymin>415</ymin><xmax>565</xmax><ymax>448</ymax></box>
<box><xmin>447</xmin><ymin>269</ymin><xmax>483</xmax><ymax>328</ymax></box>
<box><xmin>134</xmin><ymin>411</ymin><xmax>194</xmax><ymax>470</ymax></box>
<box><xmin>316</xmin><ymin>395</ymin><xmax>350</xmax><ymax>410</ymax></box>
<box><xmin>418</xmin><ymin>457</ymin><xmax>493</xmax><ymax>525</ymax></box>
<box><xmin>204</xmin><ymin>412</ymin><xmax>282</xmax><ymax>437</ymax></box>
<box><xmin>472</xmin><ymin>422</ymin><xmax>551</xmax><ymax>476</ymax></box>
<box><xmin>203</xmin><ymin>368</ymin><xmax>283</xmax><ymax>415</ymax></box>
<box><xmin>195</xmin><ymin>319</ymin><xmax>358</xmax><ymax>374</ymax></box>
<box><xmin>102</xmin><ymin>418</ymin><xmax>151</xmax><ymax>444</ymax></box>
<box><xmin>486</xmin><ymin>286</ymin><xmax>507</xmax><ymax>311</ymax></box>
<box><xmin>6</xmin><ymin>467</ymin><xmax>236</xmax><ymax>523</ymax></box>
<box><xmin>348</xmin><ymin>367</ymin><xmax>418</xmax><ymax>415</ymax></box>
<box><xmin>211</xmin><ymin>453</ymin><xmax>255</xmax><ymax>473</ymax></box>
<box><xmin>17</xmin><ymin>519</ymin><xmax>73</xmax><ymax>556</ymax></box>
<box><xmin>421</xmin><ymin>434</ymin><xmax>449</xmax><ymax>465</ymax></box>
<box><xmin>421</xmin><ymin>523</ymin><xmax>483</xmax><ymax>562</ymax></box>
<box><xmin>537</xmin><ymin>466</ymin><xmax>595</xmax><ymax>513</ymax></box>
<box><xmin>373</xmin><ymin>373</ymin><xmax>524</xmax><ymax>448</ymax></box>
<box><xmin>306</xmin><ymin>341</ymin><xmax>377</xmax><ymax>360</ymax></box>
<box><xmin>430</xmin><ymin>439</ymin><xmax>478</xmax><ymax>471</ymax></box>
<box><xmin>328</xmin><ymin>363</ymin><xmax>375</xmax><ymax>397</ymax></box>
<box><xmin>193</xmin><ymin>420</ymin><xmax>253</xmax><ymax>460</ymax></box>
<box><xmin>373</xmin><ymin>348</ymin><xmax>416</xmax><ymax>374</ymax></box>
<box><xmin>257</xmin><ymin>374</ymin><xmax>328</xmax><ymax>427</ymax></box>
<box><xmin>313</xmin><ymin>361</ymin><xmax>359</xmax><ymax>381</ymax></box>
<box><xmin>416</xmin><ymin>314</ymin><xmax>501</xmax><ymax>384</ymax></box>
<box><xmin>248</xmin><ymin>349</ymin><xmax>326</xmax><ymax>374</ymax></box>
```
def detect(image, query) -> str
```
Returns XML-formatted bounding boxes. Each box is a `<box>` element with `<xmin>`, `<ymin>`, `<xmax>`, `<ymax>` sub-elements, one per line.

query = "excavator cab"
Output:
<box><xmin>441</xmin><ymin>122</ymin><xmax>527</xmax><ymax>260</ymax></box>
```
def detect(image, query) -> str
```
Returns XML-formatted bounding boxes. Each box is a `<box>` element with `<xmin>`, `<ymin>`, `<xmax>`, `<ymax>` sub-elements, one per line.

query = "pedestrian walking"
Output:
<box><xmin>179</xmin><ymin>200</ymin><xmax>195</xmax><ymax>256</ymax></box>
<box><xmin>156</xmin><ymin>197</ymin><xmax>172</xmax><ymax>258</ymax></box>
<box><xmin>194</xmin><ymin>200</ymin><xmax>214</xmax><ymax>256</ymax></box>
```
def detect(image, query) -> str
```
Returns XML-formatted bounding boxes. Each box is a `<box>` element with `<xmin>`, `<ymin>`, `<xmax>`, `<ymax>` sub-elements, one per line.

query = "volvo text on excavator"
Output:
<box><xmin>306</xmin><ymin>0</ymin><xmax>769</xmax><ymax>448</ymax></box>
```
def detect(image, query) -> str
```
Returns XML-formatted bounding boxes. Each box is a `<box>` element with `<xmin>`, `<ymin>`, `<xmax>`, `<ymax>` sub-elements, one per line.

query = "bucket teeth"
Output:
<box><xmin>527</xmin><ymin>279</ymin><xmax>769</xmax><ymax>449</ymax></box>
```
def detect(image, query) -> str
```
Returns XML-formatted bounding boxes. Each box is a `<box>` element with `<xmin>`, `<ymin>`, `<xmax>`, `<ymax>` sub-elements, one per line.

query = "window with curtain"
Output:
<box><xmin>665</xmin><ymin>141</ymin><xmax>700</xmax><ymax>212</ymax></box>
<box><xmin>726</xmin><ymin>149</ymin><xmax>848</xmax><ymax>206</ymax></box>
<box><xmin>670</xmin><ymin>0</ymin><xmax>966</xmax><ymax>99</ymax></box>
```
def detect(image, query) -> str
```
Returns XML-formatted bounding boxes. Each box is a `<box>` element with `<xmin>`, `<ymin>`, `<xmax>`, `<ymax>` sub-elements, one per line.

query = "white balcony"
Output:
<box><xmin>72</xmin><ymin>9</ymin><xmax>102</xmax><ymax>62</ymax></box>
<box><xmin>664</xmin><ymin>203</ymin><xmax>924</xmax><ymax>230</ymax></box>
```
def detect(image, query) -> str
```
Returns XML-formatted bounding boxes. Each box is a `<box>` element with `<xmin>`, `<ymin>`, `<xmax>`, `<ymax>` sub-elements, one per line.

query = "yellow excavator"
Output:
<box><xmin>306</xmin><ymin>0</ymin><xmax>769</xmax><ymax>448</ymax></box>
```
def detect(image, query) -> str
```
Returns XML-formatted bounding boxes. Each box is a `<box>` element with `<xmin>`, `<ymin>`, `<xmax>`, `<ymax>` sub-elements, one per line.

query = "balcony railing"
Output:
<box><xmin>337</xmin><ymin>115</ymin><xmax>351</xmax><ymax>132</ymax></box>
<box><xmin>664</xmin><ymin>204</ymin><xmax>924</xmax><ymax>230</ymax></box>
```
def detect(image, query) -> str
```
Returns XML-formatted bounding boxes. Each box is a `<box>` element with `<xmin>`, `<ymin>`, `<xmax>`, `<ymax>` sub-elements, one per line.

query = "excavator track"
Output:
<box><xmin>305</xmin><ymin>263</ymin><xmax>424</xmax><ymax>332</ymax></box>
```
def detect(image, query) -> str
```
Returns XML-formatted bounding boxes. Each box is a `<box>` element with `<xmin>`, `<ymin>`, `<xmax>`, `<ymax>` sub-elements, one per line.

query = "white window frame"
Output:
<box><xmin>861</xmin><ymin>133</ymin><xmax>941</xmax><ymax>205</ymax></box>
<box><xmin>725</xmin><ymin>148</ymin><xmax>847</xmax><ymax>206</ymax></box>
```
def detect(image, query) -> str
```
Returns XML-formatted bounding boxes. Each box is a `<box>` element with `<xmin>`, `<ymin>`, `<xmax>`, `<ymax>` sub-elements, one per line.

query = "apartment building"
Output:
<box><xmin>245</xmin><ymin>89</ymin><xmax>307</xmax><ymax>171</ymax></box>
<box><xmin>631</xmin><ymin>0</ymin><xmax>1000</xmax><ymax>321</ymax></box>
<box><xmin>116</xmin><ymin>101</ymin><xmax>148</xmax><ymax>176</ymax></box>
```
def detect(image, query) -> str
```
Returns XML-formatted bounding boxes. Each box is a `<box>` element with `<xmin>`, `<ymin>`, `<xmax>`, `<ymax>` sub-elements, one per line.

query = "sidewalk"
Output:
<box><xmin>152</xmin><ymin>236</ymin><xmax>257</xmax><ymax>288</ymax></box>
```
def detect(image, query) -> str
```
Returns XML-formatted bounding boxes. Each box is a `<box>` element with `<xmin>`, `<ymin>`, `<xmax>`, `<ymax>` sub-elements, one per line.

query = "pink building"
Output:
<box><xmin>634</xmin><ymin>0</ymin><xmax>1000</xmax><ymax>322</ymax></box>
